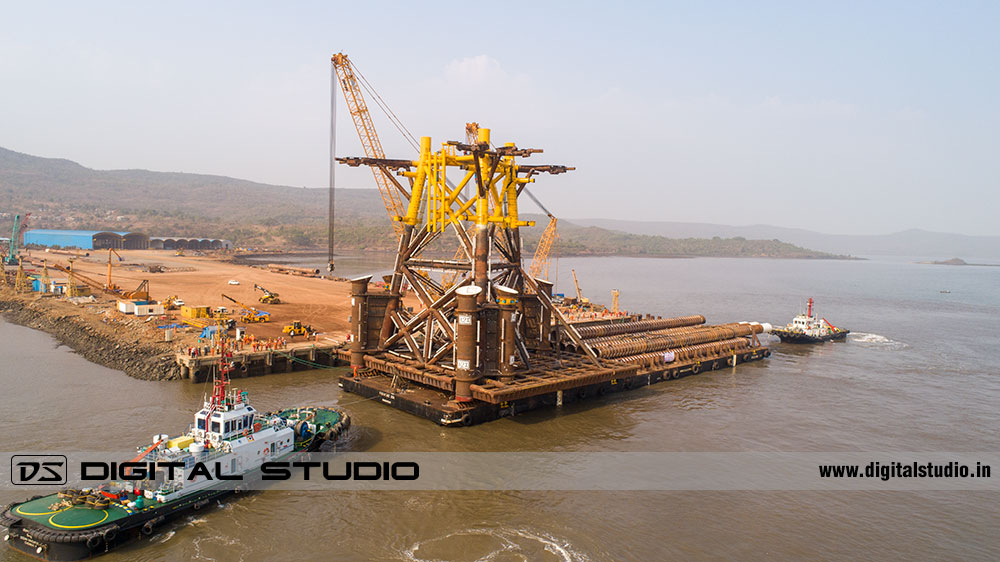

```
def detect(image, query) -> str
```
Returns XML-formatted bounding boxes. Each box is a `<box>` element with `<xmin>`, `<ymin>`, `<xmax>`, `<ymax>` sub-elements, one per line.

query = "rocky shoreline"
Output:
<box><xmin>0</xmin><ymin>293</ymin><xmax>181</xmax><ymax>381</ymax></box>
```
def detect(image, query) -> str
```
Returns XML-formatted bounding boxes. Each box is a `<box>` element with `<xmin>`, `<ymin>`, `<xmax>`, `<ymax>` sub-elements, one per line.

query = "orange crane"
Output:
<box><xmin>331</xmin><ymin>53</ymin><xmax>407</xmax><ymax>236</ymax></box>
<box><xmin>106</xmin><ymin>248</ymin><xmax>124</xmax><ymax>292</ymax></box>
<box><xmin>528</xmin><ymin>216</ymin><xmax>558</xmax><ymax>280</ymax></box>
<box><xmin>523</xmin><ymin>187</ymin><xmax>559</xmax><ymax>282</ymax></box>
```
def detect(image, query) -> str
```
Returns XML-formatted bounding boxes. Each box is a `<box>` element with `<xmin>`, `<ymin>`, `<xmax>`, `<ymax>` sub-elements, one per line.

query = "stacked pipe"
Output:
<box><xmin>573</xmin><ymin>324</ymin><xmax>711</xmax><ymax>349</ymax></box>
<box><xmin>591</xmin><ymin>322</ymin><xmax>766</xmax><ymax>359</ymax></box>
<box><xmin>267</xmin><ymin>264</ymin><xmax>321</xmax><ymax>277</ymax></box>
<box><xmin>573</xmin><ymin>315</ymin><xmax>706</xmax><ymax>340</ymax></box>
<box><xmin>614</xmin><ymin>337</ymin><xmax>753</xmax><ymax>365</ymax></box>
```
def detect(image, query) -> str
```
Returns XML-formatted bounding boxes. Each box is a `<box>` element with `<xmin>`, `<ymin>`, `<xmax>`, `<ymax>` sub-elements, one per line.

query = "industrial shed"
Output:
<box><xmin>23</xmin><ymin>230</ymin><xmax>150</xmax><ymax>250</ymax></box>
<box><xmin>149</xmin><ymin>237</ymin><xmax>232</xmax><ymax>250</ymax></box>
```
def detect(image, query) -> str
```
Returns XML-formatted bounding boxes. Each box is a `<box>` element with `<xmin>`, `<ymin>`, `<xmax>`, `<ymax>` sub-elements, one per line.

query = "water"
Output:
<box><xmin>3</xmin><ymin>256</ymin><xmax>999</xmax><ymax>561</ymax></box>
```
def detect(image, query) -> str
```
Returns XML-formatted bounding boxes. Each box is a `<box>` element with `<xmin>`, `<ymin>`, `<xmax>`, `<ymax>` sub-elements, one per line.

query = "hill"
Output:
<box><xmin>573</xmin><ymin>218</ymin><xmax>1000</xmax><ymax>260</ymax></box>
<box><xmin>0</xmin><ymin>146</ymin><xmax>844</xmax><ymax>258</ymax></box>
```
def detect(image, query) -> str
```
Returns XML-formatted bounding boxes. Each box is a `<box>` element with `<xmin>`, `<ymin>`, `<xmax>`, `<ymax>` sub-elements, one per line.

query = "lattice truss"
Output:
<box><xmin>338</xmin><ymin>126</ymin><xmax>594</xmax><ymax>366</ymax></box>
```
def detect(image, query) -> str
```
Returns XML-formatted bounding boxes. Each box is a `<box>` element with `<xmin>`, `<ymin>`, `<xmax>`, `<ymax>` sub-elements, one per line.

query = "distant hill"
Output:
<box><xmin>573</xmin><ymin>219</ymin><xmax>1000</xmax><ymax>260</ymax></box>
<box><xmin>0</xmin><ymin>146</ymin><xmax>843</xmax><ymax>258</ymax></box>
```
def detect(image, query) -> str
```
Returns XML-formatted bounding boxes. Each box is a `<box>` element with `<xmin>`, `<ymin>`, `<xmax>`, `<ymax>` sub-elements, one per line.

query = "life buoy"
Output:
<box><xmin>253</xmin><ymin>422</ymin><xmax>262</xmax><ymax>432</ymax></box>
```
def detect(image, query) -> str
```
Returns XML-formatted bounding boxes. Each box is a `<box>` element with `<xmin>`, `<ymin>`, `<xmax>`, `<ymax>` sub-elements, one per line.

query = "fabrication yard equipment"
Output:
<box><xmin>335</xmin><ymin>126</ymin><xmax>772</xmax><ymax>426</ymax></box>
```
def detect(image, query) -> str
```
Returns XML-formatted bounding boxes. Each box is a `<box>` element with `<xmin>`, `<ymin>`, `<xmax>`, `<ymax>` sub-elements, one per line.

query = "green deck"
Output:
<box><xmin>12</xmin><ymin>494</ymin><xmax>136</xmax><ymax>530</ymax></box>
<box><xmin>276</xmin><ymin>407</ymin><xmax>343</xmax><ymax>428</ymax></box>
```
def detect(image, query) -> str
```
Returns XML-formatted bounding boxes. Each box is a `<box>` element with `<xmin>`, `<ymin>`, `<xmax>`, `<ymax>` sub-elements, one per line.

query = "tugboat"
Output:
<box><xmin>2</xmin><ymin>343</ymin><xmax>349</xmax><ymax>561</ymax></box>
<box><xmin>772</xmin><ymin>298</ymin><xmax>849</xmax><ymax>343</ymax></box>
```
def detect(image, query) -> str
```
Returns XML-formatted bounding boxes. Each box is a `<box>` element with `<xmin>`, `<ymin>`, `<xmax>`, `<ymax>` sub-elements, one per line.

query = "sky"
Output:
<box><xmin>1</xmin><ymin>1</ymin><xmax>997</xmax><ymax>236</ymax></box>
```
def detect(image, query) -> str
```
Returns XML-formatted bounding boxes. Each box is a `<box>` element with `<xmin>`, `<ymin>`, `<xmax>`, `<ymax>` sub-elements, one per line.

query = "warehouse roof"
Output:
<box><xmin>25</xmin><ymin>229</ymin><xmax>132</xmax><ymax>236</ymax></box>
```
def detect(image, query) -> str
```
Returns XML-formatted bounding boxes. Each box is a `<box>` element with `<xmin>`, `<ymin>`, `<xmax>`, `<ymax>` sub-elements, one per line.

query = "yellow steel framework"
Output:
<box><xmin>399</xmin><ymin>128</ymin><xmax>536</xmax><ymax>233</ymax></box>
<box><xmin>40</xmin><ymin>260</ymin><xmax>51</xmax><ymax>293</ymax></box>
<box><xmin>14</xmin><ymin>258</ymin><xmax>27</xmax><ymax>293</ymax></box>
<box><xmin>331</xmin><ymin>53</ymin><xmax>406</xmax><ymax>236</ymax></box>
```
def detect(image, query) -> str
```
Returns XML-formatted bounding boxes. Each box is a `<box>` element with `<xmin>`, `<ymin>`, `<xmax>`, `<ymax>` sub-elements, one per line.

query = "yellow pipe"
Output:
<box><xmin>403</xmin><ymin>137</ymin><xmax>432</xmax><ymax>225</ymax></box>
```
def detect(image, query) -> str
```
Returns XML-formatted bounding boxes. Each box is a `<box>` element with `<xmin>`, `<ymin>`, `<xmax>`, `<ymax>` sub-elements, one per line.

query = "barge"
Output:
<box><xmin>334</xmin><ymin>125</ymin><xmax>772</xmax><ymax>426</ymax></box>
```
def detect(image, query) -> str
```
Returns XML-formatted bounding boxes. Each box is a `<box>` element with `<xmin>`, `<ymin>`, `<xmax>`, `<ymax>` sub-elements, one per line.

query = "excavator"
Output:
<box><xmin>222</xmin><ymin>294</ymin><xmax>270</xmax><ymax>323</ymax></box>
<box><xmin>254</xmin><ymin>283</ymin><xmax>281</xmax><ymax>304</ymax></box>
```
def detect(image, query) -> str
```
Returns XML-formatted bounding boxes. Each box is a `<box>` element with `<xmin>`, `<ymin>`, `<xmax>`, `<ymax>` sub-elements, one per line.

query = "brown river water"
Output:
<box><xmin>2</xmin><ymin>255</ymin><xmax>999</xmax><ymax>561</ymax></box>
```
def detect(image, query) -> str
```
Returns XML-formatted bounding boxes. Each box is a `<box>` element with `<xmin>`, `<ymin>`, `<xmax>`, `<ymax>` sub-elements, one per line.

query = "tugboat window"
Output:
<box><xmin>197</xmin><ymin>416</ymin><xmax>205</xmax><ymax>430</ymax></box>
<box><xmin>211</xmin><ymin>421</ymin><xmax>220</xmax><ymax>432</ymax></box>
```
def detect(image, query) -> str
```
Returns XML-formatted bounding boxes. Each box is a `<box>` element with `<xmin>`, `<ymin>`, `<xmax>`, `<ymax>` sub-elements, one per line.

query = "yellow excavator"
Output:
<box><xmin>254</xmin><ymin>283</ymin><xmax>281</xmax><ymax>304</ymax></box>
<box><xmin>222</xmin><ymin>294</ymin><xmax>270</xmax><ymax>323</ymax></box>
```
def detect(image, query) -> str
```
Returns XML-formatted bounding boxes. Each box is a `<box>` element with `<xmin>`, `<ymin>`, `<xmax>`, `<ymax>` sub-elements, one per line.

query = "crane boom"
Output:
<box><xmin>572</xmin><ymin>269</ymin><xmax>583</xmax><ymax>302</ymax></box>
<box><xmin>6</xmin><ymin>213</ymin><xmax>30</xmax><ymax>265</ymax></box>
<box><xmin>106</xmin><ymin>248</ymin><xmax>123</xmax><ymax>291</ymax></box>
<box><xmin>331</xmin><ymin>53</ymin><xmax>405</xmax><ymax>236</ymax></box>
<box><xmin>528</xmin><ymin>216</ymin><xmax>558</xmax><ymax>280</ymax></box>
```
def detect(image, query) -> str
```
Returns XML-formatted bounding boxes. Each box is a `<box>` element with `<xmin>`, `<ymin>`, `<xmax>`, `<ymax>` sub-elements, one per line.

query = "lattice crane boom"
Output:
<box><xmin>331</xmin><ymin>53</ymin><xmax>405</xmax><ymax>236</ymax></box>
<box><xmin>528</xmin><ymin>215</ymin><xmax>558</xmax><ymax>280</ymax></box>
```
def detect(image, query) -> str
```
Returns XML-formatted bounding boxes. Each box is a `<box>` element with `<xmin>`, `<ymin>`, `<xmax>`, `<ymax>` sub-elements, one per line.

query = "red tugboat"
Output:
<box><xmin>772</xmin><ymin>298</ymin><xmax>849</xmax><ymax>343</ymax></box>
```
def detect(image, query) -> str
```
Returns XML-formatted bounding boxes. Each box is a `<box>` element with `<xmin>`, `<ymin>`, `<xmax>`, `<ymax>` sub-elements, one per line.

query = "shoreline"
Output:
<box><xmin>0</xmin><ymin>292</ymin><xmax>180</xmax><ymax>381</ymax></box>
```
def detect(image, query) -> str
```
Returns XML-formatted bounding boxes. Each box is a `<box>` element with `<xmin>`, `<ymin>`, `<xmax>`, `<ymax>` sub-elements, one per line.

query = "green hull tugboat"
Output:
<box><xmin>2</xmin><ymin>347</ymin><xmax>349</xmax><ymax>561</ymax></box>
<box><xmin>772</xmin><ymin>297</ymin><xmax>849</xmax><ymax>343</ymax></box>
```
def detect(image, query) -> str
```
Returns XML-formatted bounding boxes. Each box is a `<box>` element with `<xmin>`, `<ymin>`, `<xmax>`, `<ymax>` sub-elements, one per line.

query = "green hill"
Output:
<box><xmin>0</xmin><ymin>146</ymin><xmax>848</xmax><ymax>258</ymax></box>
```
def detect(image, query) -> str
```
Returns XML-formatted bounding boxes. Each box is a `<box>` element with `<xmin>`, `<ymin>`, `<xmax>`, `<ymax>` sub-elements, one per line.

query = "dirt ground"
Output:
<box><xmin>22</xmin><ymin>249</ymin><xmax>367</xmax><ymax>344</ymax></box>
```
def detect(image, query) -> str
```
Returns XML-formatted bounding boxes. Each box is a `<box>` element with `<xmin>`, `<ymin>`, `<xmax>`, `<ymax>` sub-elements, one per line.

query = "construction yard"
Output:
<box><xmin>22</xmin><ymin>248</ymin><xmax>367</xmax><ymax>340</ymax></box>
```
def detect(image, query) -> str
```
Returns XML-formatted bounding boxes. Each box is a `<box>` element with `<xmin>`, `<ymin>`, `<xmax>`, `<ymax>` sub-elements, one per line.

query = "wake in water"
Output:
<box><xmin>400</xmin><ymin>526</ymin><xmax>591</xmax><ymax>562</ymax></box>
<box><xmin>849</xmin><ymin>332</ymin><xmax>908</xmax><ymax>350</ymax></box>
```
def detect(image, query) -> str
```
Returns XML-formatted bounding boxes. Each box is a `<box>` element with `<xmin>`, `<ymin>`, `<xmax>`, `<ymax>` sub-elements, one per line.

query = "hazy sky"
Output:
<box><xmin>2</xmin><ymin>1</ymin><xmax>997</xmax><ymax>235</ymax></box>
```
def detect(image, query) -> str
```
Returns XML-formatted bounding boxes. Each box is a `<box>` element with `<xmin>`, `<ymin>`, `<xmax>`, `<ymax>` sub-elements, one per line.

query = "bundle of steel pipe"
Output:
<box><xmin>573</xmin><ymin>315</ymin><xmax>706</xmax><ymax>339</ymax></box>
<box><xmin>575</xmin><ymin>322</ymin><xmax>746</xmax><ymax>350</ymax></box>
<box><xmin>591</xmin><ymin>322</ymin><xmax>765</xmax><ymax>359</ymax></box>
<box><xmin>613</xmin><ymin>337</ymin><xmax>753</xmax><ymax>365</ymax></box>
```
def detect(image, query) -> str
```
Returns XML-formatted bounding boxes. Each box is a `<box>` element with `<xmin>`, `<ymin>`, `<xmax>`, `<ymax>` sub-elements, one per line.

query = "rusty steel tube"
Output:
<box><xmin>349</xmin><ymin>275</ymin><xmax>372</xmax><ymax>371</ymax></box>
<box><xmin>496</xmin><ymin>285</ymin><xmax>518</xmax><ymax>383</ymax></box>
<box><xmin>474</xmin><ymin>225</ymin><xmax>489</xmax><ymax>304</ymax></box>
<box><xmin>574</xmin><ymin>315</ymin><xmax>706</xmax><ymax>340</ymax></box>
<box><xmin>536</xmin><ymin>278</ymin><xmax>554</xmax><ymax>349</ymax></box>
<box><xmin>591</xmin><ymin>323</ymin><xmax>763</xmax><ymax>359</ymax></box>
<box><xmin>453</xmin><ymin>285</ymin><xmax>482</xmax><ymax>402</ymax></box>
<box><xmin>578</xmin><ymin>324</ymin><xmax>711</xmax><ymax>348</ymax></box>
<box><xmin>613</xmin><ymin>337</ymin><xmax>753</xmax><ymax>365</ymax></box>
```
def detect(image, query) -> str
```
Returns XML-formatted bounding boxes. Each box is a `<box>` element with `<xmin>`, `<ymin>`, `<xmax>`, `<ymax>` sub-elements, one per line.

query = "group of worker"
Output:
<box><xmin>238</xmin><ymin>334</ymin><xmax>289</xmax><ymax>352</ymax></box>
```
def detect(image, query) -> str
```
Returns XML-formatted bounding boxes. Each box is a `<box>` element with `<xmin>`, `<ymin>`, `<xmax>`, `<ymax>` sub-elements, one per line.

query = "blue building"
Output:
<box><xmin>23</xmin><ymin>230</ymin><xmax>149</xmax><ymax>250</ymax></box>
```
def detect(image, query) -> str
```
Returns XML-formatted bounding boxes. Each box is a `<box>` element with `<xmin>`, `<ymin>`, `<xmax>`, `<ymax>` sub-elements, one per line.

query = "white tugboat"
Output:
<box><xmin>772</xmin><ymin>298</ymin><xmax>849</xmax><ymax>343</ymax></box>
<box><xmin>2</xmin><ymin>344</ymin><xmax>349</xmax><ymax>560</ymax></box>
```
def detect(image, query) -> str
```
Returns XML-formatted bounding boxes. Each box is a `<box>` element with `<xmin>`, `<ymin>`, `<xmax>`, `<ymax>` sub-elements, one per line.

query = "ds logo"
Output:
<box><xmin>11</xmin><ymin>455</ymin><xmax>67</xmax><ymax>485</ymax></box>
